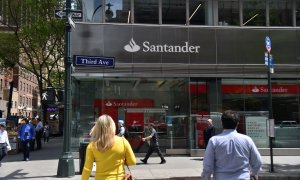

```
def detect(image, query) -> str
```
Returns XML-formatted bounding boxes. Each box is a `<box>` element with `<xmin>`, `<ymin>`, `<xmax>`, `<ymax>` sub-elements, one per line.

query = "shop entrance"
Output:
<box><xmin>125</xmin><ymin>108</ymin><xmax>167</xmax><ymax>153</ymax></box>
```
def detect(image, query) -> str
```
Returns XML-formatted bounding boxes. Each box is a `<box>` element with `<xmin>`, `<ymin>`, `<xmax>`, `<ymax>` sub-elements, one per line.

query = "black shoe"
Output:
<box><xmin>140</xmin><ymin>159</ymin><xmax>147</xmax><ymax>164</ymax></box>
<box><xmin>160</xmin><ymin>160</ymin><xmax>166</xmax><ymax>164</ymax></box>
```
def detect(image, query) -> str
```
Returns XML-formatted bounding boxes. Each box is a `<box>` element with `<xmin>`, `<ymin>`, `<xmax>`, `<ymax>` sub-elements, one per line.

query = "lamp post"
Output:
<box><xmin>57</xmin><ymin>0</ymin><xmax>75</xmax><ymax>177</ymax></box>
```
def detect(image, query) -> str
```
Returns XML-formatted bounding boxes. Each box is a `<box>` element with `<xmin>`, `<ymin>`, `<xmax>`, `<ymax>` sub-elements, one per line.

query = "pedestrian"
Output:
<box><xmin>117</xmin><ymin>120</ymin><xmax>125</xmax><ymax>137</ymax></box>
<box><xmin>43</xmin><ymin>121</ymin><xmax>50</xmax><ymax>143</ymax></box>
<box><xmin>0</xmin><ymin>124</ymin><xmax>11</xmax><ymax>167</ymax></box>
<box><xmin>18</xmin><ymin>118</ymin><xmax>36</xmax><ymax>161</ymax></box>
<box><xmin>201</xmin><ymin>110</ymin><xmax>262</xmax><ymax>180</ymax></box>
<box><xmin>29</xmin><ymin>119</ymin><xmax>36</xmax><ymax>151</ymax></box>
<box><xmin>81</xmin><ymin>114</ymin><xmax>136</xmax><ymax>180</ymax></box>
<box><xmin>140</xmin><ymin>123</ymin><xmax>166</xmax><ymax>164</ymax></box>
<box><xmin>35</xmin><ymin>118</ymin><xmax>43</xmax><ymax>150</ymax></box>
<box><xmin>203</xmin><ymin>118</ymin><xmax>215</xmax><ymax>148</ymax></box>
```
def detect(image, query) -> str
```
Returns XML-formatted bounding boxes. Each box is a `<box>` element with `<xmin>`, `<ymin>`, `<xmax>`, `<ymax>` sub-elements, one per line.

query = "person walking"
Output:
<box><xmin>140</xmin><ymin>123</ymin><xmax>166</xmax><ymax>164</ymax></box>
<box><xmin>203</xmin><ymin>118</ymin><xmax>215</xmax><ymax>148</ymax></box>
<box><xmin>43</xmin><ymin>121</ymin><xmax>50</xmax><ymax>143</ymax></box>
<box><xmin>0</xmin><ymin>124</ymin><xmax>11</xmax><ymax>167</ymax></box>
<box><xmin>81</xmin><ymin>114</ymin><xmax>136</xmax><ymax>180</ymax></box>
<box><xmin>117</xmin><ymin>120</ymin><xmax>125</xmax><ymax>137</ymax></box>
<box><xmin>18</xmin><ymin>118</ymin><xmax>36</xmax><ymax>161</ymax></box>
<box><xmin>201</xmin><ymin>110</ymin><xmax>262</xmax><ymax>180</ymax></box>
<box><xmin>35</xmin><ymin>118</ymin><xmax>43</xmax><ymax>150</ymax></box>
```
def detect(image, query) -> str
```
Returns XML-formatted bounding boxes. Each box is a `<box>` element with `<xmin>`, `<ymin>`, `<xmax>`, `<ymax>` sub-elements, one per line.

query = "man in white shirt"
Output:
<box><xmin>0</xmin><ymin>124</ymin><xmax>11</xmax><ymax>166</ymax></box>
<box><xmin>202</xmin><ymin>110</ymin><xmax>262</xmax><ymax>180</ymax></box>
<box><xmin>35</xmin><ymin>118</ymin><xmax>43</xmax><ymax>150</ymax></box>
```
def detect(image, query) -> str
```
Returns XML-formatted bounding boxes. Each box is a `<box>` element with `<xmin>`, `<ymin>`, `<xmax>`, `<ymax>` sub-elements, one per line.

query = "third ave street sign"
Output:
<box><xmin>55</xmin><ymin>10</ymin><xmax>82</xmax><ymax>19</ymax></box>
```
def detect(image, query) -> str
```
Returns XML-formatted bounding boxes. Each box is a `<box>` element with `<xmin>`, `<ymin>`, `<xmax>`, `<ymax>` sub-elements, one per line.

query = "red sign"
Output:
<box><xmin>94</xmin><ymin>99</ymin><xmax>154</xmax><ymax>108</ymax></box>
<box><xmin>189</xmin><ymin>84</ymin><xmax>207</xmax><ymax>94</ymax></box>
<box><xmin>222</xmin><ymin>85</ymin><xmax>299</xmax><ymax>94</ymax></box>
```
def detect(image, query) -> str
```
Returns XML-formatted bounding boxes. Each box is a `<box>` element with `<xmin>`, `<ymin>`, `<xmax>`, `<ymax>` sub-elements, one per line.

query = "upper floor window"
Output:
<box><xmin>82</xmin><ymin>0</ymin><xmax>104</xmax><ymax>22</ymax></box>
<box><xmin>134</xmin><ymin>0</ymin><xmax>159</xmax><ymax>24</ymax></box>
<box><xmin>218</xmin><ymin>0</ymin><xmax>239</xmax><ymax>26</ymax></box>
<box><xmin>105</xmin><ymin>0</ymin><xmax>131</xmax><ymax>23</ymax></box>
<box><xmin>162</xmin><ymin>0</ymin><xmax>186</xmax><ymax>25</ymax></box>
<box><xmin>269</xmin><ymin>0</ymin><xmax>293</xmax><ymax>26</ymax></box>
<box><xmin>296</xmin><ymin>0</ymin><xmax>300</xmax><ymax>26</ymax></box>
<box><xmin>189</xmin><ymin>0</ymin><xmax>206</xmax><ymax>25</ymax></box>
<box><xmin>20</xmin><ymin>81</ymin><xmax>22</xmax><ymax>91</ymax></box>
<box><xmin>243</xmin><ymin>0</ymin><xmax>266</xmax><ymax>26</ymax></box>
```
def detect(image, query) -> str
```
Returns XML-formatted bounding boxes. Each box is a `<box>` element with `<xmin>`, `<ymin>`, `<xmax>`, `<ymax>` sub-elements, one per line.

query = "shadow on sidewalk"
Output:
<box><xmin>0</xmin><ymin>169</ymin><xmax>57</xmax><ymax>180</ymax></box>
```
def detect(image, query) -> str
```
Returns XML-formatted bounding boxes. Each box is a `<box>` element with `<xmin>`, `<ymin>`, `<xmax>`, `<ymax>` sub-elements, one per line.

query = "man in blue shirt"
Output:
<box><xmin>202</xmin><ymin>110</ymin><xmax>262</xmax><ymax>180</ymax></box>
<box><xmin>18</xmin><ymin>118</ymin><xmax>36</xmax><ymax>161</ymax></box>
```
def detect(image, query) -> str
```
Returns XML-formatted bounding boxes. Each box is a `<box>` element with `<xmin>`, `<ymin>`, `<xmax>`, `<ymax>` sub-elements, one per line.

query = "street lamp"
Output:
<box><xmin>57</xmin><ymin>0</ymin><xmax>75</xmax><ymax>177</ymax></box>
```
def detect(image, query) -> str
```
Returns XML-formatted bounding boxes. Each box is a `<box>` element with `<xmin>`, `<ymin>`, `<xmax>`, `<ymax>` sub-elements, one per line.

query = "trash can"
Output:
<box><xmin>79</xmin><ymin>142</ymin><xmax>89</xmax><ymax>174</ymax></box>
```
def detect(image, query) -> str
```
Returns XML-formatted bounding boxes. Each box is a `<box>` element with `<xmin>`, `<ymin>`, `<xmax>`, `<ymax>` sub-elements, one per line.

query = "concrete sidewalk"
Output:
<box><xmin>0</xmin><ymin>137</ymin><xmax>300</xmax><ymax>180</ymax></box>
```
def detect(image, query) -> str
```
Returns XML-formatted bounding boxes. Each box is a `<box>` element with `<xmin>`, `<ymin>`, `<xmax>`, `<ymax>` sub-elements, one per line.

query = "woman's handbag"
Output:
<box><xmin>122</xmin><ymin>138</ymin><xmax>134</xmax><ymax>180</ymax></box>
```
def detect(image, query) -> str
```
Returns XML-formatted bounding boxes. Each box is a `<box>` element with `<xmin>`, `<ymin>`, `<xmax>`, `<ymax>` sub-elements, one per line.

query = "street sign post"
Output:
<box><xmin>73</xmin><ymin>55</ymin><xmax>115</xmax><ymax>68</ymax></box>
<box><xmin>265</xmin><ymin>36</ymin><xmax>272</xmax><ymax>53</ymax></box>
<box><xmin>55</xmin><ymin>10</ymin><xmax>83</xmax><ymax>19</ymax></box>
<box><xmin>265</xmin><ymin>36</ymin><xmax>274</xmax><ymax>173</ymax></box>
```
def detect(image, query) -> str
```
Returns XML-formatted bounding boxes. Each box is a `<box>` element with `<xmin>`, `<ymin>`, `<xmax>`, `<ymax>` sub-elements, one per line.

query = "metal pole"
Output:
<box><xmin>267</xmin><ymin>52</ymin><xmax>274</xmax><ymax>172</ymax></box>
<box><xmin>57</xmin><ymin>0</ymin><xmax>75</xmax><ymax>177</ymax></box>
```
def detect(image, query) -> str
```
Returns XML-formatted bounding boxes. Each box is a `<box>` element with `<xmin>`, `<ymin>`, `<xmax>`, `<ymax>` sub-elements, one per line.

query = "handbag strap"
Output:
<box><xmin>122</xmin><ymin>137</ymin><xmax>131</xmax><ymax>173</ymax></box>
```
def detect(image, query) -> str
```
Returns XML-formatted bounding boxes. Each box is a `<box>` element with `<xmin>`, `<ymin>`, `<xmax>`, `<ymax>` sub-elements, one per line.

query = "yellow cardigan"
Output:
<box><xmin>81</xmin><ymin>136</ymin><xmax>136</xmax><ymax>180</ymax></box>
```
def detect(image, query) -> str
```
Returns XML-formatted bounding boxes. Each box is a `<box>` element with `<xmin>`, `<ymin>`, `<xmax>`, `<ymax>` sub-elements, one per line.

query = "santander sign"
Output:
<box><xmin>124</xmin><ymin>38</ymin><xmax>200</xmax><ymax>53</ymax></box>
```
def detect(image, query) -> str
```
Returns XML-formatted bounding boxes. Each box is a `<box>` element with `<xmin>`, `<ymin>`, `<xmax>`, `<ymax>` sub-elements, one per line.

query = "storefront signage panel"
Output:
<box><xmin>222</xmin><ymin>85</ymin><xmax>299</xmax><ymax>94</ymax></box>
<box><xmin>94</xmin><ymin>99</ymin><xmax>154</xmax><ymax>108</ymax></box>
<box><xmin>71</xmin><ymin>24</ymin><xmax>300</xmax><ymax>65</ymax></box>
<box><xmin>71</xmin><ymin>24</ymin><xmax>214</xmax><ymax>64</ymax></box>
<box><xmin>190</xmin><ymin>84</ymin><xmax>299</xmax><ymax>94</ymax></box>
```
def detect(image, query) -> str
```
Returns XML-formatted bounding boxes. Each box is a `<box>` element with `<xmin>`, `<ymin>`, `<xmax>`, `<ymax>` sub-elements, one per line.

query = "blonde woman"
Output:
<box><xmin>81</xmin><ymin>114</ymin><xmax>136</xmax><ymax>180</ymax></box>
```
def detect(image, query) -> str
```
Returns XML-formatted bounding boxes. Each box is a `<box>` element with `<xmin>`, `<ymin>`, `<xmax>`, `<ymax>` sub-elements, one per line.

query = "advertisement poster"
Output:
<box><xmin>245</xmin><ymin>116</ymin><xmax>268</xmax><ymax>148</ymax></box>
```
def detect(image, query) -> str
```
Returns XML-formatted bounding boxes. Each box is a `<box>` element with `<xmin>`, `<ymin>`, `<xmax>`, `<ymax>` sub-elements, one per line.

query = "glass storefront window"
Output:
<box><xmin>71</xmin><ymin>77</ymin><xmax>191</xmax><ymax>152</ymax></box>
<box><xmin>269</xmin><ymin>0</ymin><xmax>293</xmax><ymax>26</ymax></box>
<box><xmin>189</xmin><ymin>0</ymin><xmax>206</xmax><ymax>25</ymax></box>
<box><xmin>134</xmin><ymin>0</ymin><xmax>159</xmax><ymax>24</ymax></box>
<box><xmin>243</xmin><ymin>0</ymin><xmax>266</xmax><ymax>26</ymax></box>
<box><xmin>105</xmin><ymin>0</ymin><xmax>131</xmax><ymax>23</ymax></box>
<box><xmin>162</xmin><ymin>0</ymin><xmax>186</xmax><ymax>24</ymax></box>
<box><xmin>218</xmin><ymin>0</ymin><xmax>239</xmax><ymax>26</ymax></box>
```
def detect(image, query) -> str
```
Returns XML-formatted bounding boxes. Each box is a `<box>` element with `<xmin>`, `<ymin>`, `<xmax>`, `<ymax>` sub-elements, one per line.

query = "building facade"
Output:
<box><xmin>70</xmin><ymin>0</ymin><xmax>300</xmax><ymax>153</ymax></box>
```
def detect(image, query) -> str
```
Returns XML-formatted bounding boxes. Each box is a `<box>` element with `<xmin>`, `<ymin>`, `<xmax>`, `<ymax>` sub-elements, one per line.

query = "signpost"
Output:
<box><xmin>73</xmin><ymin>55</ymin><xmax>115</xmax><ymax>68</ymax></box>
<box><xmin>55</xmin><ymin>10</ymin><xmax>83</xmax><ymax>19</ymax></box>
<box><xmin>57</xmin><ymin>0</ymin><xmax>75</xmax><ymax>177</ymax></box>
<box><xmin>265</xmin><ymin>36</ymin><xmax>274</xmax><ymax>173</ymax></box>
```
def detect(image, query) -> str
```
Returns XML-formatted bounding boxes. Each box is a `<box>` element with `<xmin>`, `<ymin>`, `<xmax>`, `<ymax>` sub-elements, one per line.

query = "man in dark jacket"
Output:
<box><xmin>140</xmin><ymin>123</ymin><xmax>166</xmax><ymax>164</ymax></box>
<box><xmin>204</xmin><ymin>119</ymin><xmax>215</xmax><ymax>148</ymax></box>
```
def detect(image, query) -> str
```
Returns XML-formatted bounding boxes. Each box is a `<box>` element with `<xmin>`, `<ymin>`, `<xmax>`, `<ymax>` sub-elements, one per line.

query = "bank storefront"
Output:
<box><xmin>70</xmin><ymin>23</ymin><xmax>300</xmax><ymax>154</ymax></box>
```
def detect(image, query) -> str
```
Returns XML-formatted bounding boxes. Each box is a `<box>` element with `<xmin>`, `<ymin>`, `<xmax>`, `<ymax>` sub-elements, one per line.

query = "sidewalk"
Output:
<box><xmin>0</xmin><ymin>137</ymin><xmax>300</xmax><ymax>180</ymax></box>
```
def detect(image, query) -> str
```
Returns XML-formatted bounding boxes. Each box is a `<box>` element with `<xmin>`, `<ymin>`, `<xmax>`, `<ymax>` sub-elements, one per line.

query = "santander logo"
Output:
<box><xmin>251</xmin><ymin>86</ymin><xmax>260</xmax><ymax>93</ymax></box>
<box><xmin>124</xmin><ymin>38</ymin><xmax>200</xmax><ymax>53</ymax></box>
<box><xmin>124</xmin><ymin>38</ymin><xmax>141</xmax><ymax>52</ymax></box>
<box><xmin>105</xmin><ymin>101</ymin><xmax>112</xmax><ymax>107</ymax></box>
